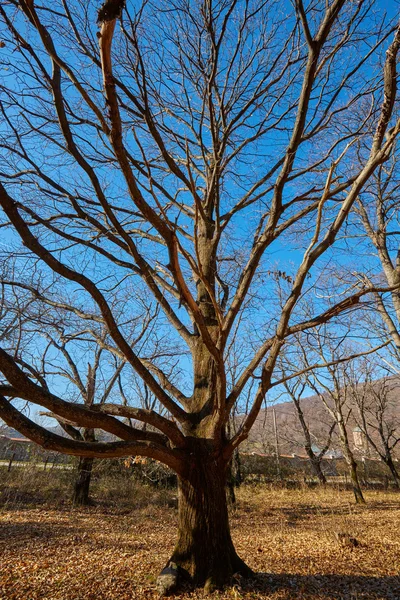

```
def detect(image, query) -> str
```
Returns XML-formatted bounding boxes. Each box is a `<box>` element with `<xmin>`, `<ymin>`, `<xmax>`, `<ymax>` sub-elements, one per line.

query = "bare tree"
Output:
<box><xmin>281</xmin><ymin>375</ymin><xmax>336</xmax><ymax>484</ymax></box>
<box><xmin>40</xmin><ymin>333</ymin><xmax>128</xmax><ymax>506</ymax></box>
<box><xmin>1</xmin><ymin>272</ymin><xmax>169</xmax><ymax>503</ymax></box>
<box><xmin>1</xmin><ymin>0</ymin><xmax>400</xmax><ymax>591</ymax></box>
<box><xmin>356</xmin><ymin>155</ymin><xmax>400</xmax><ymax>360</ymax></box>
<box><xmin>348</xmin><ymin>360</ymin><xmax>400</xmax><ymax>488</ymax></box>
<box><xmin>301</xmin><ymin>328</ymin><xmax>368</xmax><ymax>503</ymax></box>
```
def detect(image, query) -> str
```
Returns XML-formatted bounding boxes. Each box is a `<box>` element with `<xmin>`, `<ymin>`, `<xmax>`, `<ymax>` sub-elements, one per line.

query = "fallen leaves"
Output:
<box><xmin>0</xmin><ymin>488</ymin><xmax>399</xmax><ymax>599</ymax></box>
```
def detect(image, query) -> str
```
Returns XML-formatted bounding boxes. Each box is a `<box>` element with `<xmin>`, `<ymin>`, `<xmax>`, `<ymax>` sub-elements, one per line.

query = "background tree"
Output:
<box><xmin>39</xmin><ymin>333</ymin><xmax>128</xmax><ymax>506</ymax></box>
<box><xmin>348</xmin><ymin>359</ymin><xmax>400</xmax><ymax>488</ymax></box>
<box><xmin>1</xmin><ymin>0</ymin><xmax>400</xmax><ymax>592</ymax></box>
<box><xmin>281</xmin><ymin>372</ymin><xmax>336</xmax><ymax>484</ymax></box>
<box><xmin>355</xmin><ymin>155</ymin><xmax>400</xmax><ymax>363</ymax></box>
<box><xmin>0</xmin><ymin>269</ymin><xmax>172</xmax><ymax>504</ymax></box>
<box><xmin>300</xmin><ymin>327</ymin><xmax>369</xmax><ymax>503</ymax></box>
<box><xmin>271</xmin><ymin>322</ymin><xmax>387</xmax><ymax>487</ymax></box>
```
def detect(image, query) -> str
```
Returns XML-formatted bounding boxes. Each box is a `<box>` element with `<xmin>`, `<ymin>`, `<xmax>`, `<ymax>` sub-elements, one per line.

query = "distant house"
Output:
<box><xmin>352</xmin><ymin>426</ymin><xmax>370</xmax><ymax>455</ymax></box>
<box><xmin>0</xmin><ymin>434</ymin><xmax>33</xmax><ymax>461</ymax></box>
<box><xmin>325</xmin><ymin>449</ymin><xmax>343</xmax><ymax>459</ymax></box>
<box><xmin>0</xmin><ymin>432</ymin><xmax>70</xmax><ymax>464</ymax></box>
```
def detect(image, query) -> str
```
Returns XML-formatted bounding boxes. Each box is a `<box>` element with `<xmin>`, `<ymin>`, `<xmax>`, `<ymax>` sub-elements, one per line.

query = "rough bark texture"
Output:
<box><xmin>167</xmin><ymin>453</ymin><xmax>252</xmax><ymax>591</ymax></box>
<box><xmin>72</xmin><ymin>457</ymin><xmax>94</xmax><ymax>506</ymax></box>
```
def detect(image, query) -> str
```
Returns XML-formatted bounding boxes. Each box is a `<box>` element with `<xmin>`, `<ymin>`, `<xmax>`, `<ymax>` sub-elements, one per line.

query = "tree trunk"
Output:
<box><xmin>348</xmin><ymin>456</ymin><xmax>365</xmax><ymax>504</ymax></box>
<box><xmin>336</xmin><ymin>418</ymin><xmax>365</xmax><ymax>504</ymax></box>
<box><xmin>72</xmin><ymin>456</ymin><xmax>94</xmax><ymax>506</ymax></box>
<box><xmin>384</xmin><ymin>454</ymin><xmax>400</xmax><ymax>489</ymax></box>
<box><xmin>226</xmin><ymin>449</ymin><xmax>243</xmax><ymax>505</ymax></box>
<box><xmin>308</xmin><ymin>454</ymin><xmax>327</xmax><ymax>484</ymax></box>
<box><xmin>226</xmin><ymin>461</ymin><xmax>236</xmax><ymax>506</ymax></box>
<box><xmin>165</xmin><ymin>457</ymin><xmax>252</xmax><ymax>592</ymax></box>
<box><xmin>292</xmin><ymin>397</ymin><xmax>327</xmax><ymax>484</ymax></box>
<box><xmin>233</xmin><ymin>448</ymin><xmax>243</xmax><ymax>486</ymax></box>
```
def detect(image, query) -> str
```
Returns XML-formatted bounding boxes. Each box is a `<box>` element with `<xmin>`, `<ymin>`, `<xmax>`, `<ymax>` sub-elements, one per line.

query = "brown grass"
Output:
<box><xmin>1</xmin><ymin>482</ymin><xmax>399</xmax><ymax>599</ymax></box>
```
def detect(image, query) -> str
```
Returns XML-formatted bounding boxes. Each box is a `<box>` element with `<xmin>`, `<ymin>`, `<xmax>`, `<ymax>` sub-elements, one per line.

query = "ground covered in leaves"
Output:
<box><xmin>1</xmin><ymin>482</ymin><xmax>399</xmax><ymax>599</ymax></box>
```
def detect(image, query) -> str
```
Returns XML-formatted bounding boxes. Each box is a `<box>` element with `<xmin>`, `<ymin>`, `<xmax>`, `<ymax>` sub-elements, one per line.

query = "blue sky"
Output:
<box><xmin>1</xmin><ymin>0</ymin><xmax>400</xmax><ymax>429</ymax></box>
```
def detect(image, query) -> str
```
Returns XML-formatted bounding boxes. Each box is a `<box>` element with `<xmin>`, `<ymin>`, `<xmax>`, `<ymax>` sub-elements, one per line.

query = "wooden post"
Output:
<box><xmin>8</xmin><ymin>452</ymin><xmax>15</xmax><ymax>472</ymax></box>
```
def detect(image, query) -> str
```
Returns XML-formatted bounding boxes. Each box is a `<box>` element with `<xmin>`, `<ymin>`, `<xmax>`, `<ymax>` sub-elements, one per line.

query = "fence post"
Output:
<box><xmin>8</xmin><ymin>452</ymin><xmax>15</xmax><ymax>472</ymax></box>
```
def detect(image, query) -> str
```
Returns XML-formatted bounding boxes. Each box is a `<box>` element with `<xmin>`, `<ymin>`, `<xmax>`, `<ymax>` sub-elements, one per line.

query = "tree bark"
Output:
<box><xmin>337</xmin><ymin>418</ymin><xmax>365</xmax><ymax>504</ymax></box>
<box><xmin>226</xmin><ymin>461</ymin><xmax>236</xmax><ymax>506</ymax></box>
<box><xmin>233</xmin><ymin>448</ymin><xmax>243</xmax><ymax>486</ymax></box>
<box><xmin>308</xmin><ymin>453</ymin><xmax>327</xmax><ymax>484</ymax></box>
<box><xmin>348</xmin><ymin>456</ymin><xmax>365</xmax><ymax>504</ymax></box>
<box><xmin>72</xmin><ymin>456</ymin><xmax>94</xmax><ymax>506</ymax></box>
<box><xmin>384</xmin><ymin>454</ymin><xmax>400</xmax><ymax>489</ymax></box>
<box><xmin>291</xmin><ymin>396</ymin><xmax>327</xmax><ymax>484</ymax></box>
<box><xmin>165</xmin><ymin>455</ymin><xmax>252</xmax><ymax>592</ymax></box>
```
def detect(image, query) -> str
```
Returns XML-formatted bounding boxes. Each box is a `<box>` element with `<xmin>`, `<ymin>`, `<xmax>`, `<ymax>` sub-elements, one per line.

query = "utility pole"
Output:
<box><xmin>272</xmin><ymin>408</ymin><xmax>282</xmax><ymax>480</ymax></box>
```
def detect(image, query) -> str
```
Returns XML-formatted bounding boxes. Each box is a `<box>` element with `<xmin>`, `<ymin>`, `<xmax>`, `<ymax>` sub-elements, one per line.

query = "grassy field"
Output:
<box><xmin>1</xmin><ymin>469</ymin><xmax>399</xmax><ymax>599</ymax></box>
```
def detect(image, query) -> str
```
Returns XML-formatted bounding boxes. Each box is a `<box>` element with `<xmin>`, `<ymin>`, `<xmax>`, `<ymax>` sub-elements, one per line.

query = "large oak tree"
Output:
<box><xmin>1</xmin><ymin>0</ymin><xmax>400</xmax><ymax>591</ymax></box>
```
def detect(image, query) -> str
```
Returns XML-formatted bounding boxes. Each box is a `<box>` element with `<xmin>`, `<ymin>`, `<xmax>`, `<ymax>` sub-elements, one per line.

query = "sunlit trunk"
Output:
<box><xmin>337</xmin><ymin>419</ymin><xmax>365</xmax><ymax>504</ymax></box>
<box><xmin>169</xmin><ymin>456</ymin><xmax>252</xmax><ymax>591</ymax></box>
<box><xmin>308</xmin><ymin>453</ymin><xmax>327</xmax><ymax>484</ymax></box>
<box><xmin>72</xmin><ymin>457</ymin><xmax>94</xmax><ymax>506</ymax></box>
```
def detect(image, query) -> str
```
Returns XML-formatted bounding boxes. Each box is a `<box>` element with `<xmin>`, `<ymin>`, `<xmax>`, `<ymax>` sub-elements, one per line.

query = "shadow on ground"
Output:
<box><xmin>239</xmin><ymin>573</ymin><xmax>400</xmax><ymax>599</ymax></box>
<box><xmin>253</xmin><ymin>500</ymin><xmax>400</xmax><ymax>524</ymax></box>
<box><xmin>0</xmin><ymin>519</ymin><xmax>87</xmax><ymax>544</ymax></box>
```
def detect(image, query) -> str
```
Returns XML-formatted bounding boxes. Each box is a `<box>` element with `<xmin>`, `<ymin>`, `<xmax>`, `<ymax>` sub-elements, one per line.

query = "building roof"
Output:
<box><xmin>0</xmin><ymin>434</ymin><xmax>31</xmax><ymax>443</ymax></box>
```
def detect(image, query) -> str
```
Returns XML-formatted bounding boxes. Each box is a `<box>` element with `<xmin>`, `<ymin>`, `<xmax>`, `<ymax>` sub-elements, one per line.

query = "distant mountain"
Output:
<box><xmin>0</xmin><ymin>421</ymin><xmax>115</xmax><ymax>443</ymax></box>
<box><xmin>2</xmin><ymin>376</ymin><xmax>399</xmax><ymax>458</ymax></box>
<box><xmin>0</xmin><ymin>425</ymin><xmax>28</xmax><ymax>440</ymax></box>
<box><xmin>239</xmin><ymin>376</ymin><xmax>400</xmax><ymax>458</ymax></box>
<box><xmin>0</xmin><ymin>424</ymin><xmax>64</xmax><ymax>440</ymax></box>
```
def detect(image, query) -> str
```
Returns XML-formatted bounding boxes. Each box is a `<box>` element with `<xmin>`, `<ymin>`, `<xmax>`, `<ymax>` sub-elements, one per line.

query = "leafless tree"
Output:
<box><xmin>300</xmin><ymin>327</ymin><xmax>368</xmax><ymax>503</ymax></box>
<box><xmin>355</xmin><ymin>156</ymin><xmax>400</xmax><ymax>361</ymax></box>
<box><xmin>342</xmin><ymin>149</ymin><xmax>400</xmax><ymax>483</ymax></box>
<box><xmin>348</xmin><ymin>359</ymin><xmax>400</xmax><ymax>488</ymax></box>
<box><xmin>1</xmin><ymin>271</ymin><xmax>170</xmax><ymax>503</ymax></box>
<box><xmin>39</xmin><ymin>331</ymin><xmax>128</xmax><ymax>506</ymax></box>
<box><xmin>281</xmin><ymin>373</ymin><xmax>336</xmax><ymax>484</ymax></box>
<box><xmin>1</xmin><ymin>0</ymin><xmax>400</xmax><ymax>591</ymax></box>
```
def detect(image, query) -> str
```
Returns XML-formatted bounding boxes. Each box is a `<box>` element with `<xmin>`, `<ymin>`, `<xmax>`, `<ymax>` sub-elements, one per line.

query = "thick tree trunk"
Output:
<box><xmin>72</xmin><ymin>456</ymin><xmax>94</xmax><ymax>506</ymax></box>
<box><xmin>163</xmin><ymin>457</ymin><xmax>252</xmax><ymax>592</ymax></box>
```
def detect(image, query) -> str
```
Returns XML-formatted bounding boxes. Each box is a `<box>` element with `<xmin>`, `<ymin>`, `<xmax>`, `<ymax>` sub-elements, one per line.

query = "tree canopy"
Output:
<box><xmin>1</xmin><ymin>0</ymin><xmax>400</xmax><ymax>590</ymax></box>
